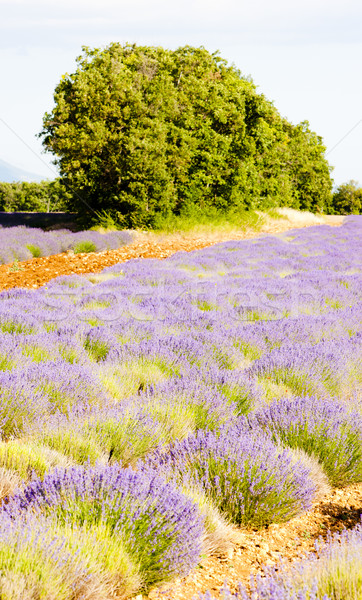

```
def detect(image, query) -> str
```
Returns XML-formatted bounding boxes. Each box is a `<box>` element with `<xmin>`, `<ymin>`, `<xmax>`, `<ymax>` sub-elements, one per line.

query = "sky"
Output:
<box><xmin>0</xmin><ymin>0</ymin><xmax>361</xmax><ymax>187</ymax></box>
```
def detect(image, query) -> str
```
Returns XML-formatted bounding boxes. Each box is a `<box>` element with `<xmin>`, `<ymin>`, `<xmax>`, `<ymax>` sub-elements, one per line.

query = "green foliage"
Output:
<box><xmin>330</xmin><ymin>180</ymin><xmax>362</xmax><ymax>214</ymax></box>
<box><xmin>7</xmin><ymin>259</ymin><xmax>24</xmax><ymax>273</ymax></box>
<box><xmin>84</xmin><ymin>415</ymin><xmax>163</xmax><ymax>466</ymax></box>
<box><xmin>91</xmin><ymin>209</ymin><xmax>121</xmax><ymax>230</ymax></box>
<box><xmin>220</xmin><ymin>383</ymin><xmax>253</xmax><ymax>415</ymax></box>
<box><xmin>0</xmin><ymin>440</ymin><xmax>49</xmax><ymax>479</ymax></box>
<box><xmin>151</xmin><ymin>205</ymin><xmax>263</xmax><ymax>233</ymax></box>
<box><xmin>0</xmin><ymin>179</ymin><xmax>73</xmax><ymax>212</ymax></box>
<box><xmin>72</xmin><ymin>240</ymin><xmax>97</xmax><ymax>254</ymax></box>
<box><xmin>0</xmin><ymin>440</ymin><xmax>69</xmax><ymax>479</ymax></box>
<box><xmin>0</xmin><ymin>520</ymin><xmax>140</xmax><ymax>600</ymax></box>
<box><xmin>25</xmin><ymin>244</ymin><xmax>42</xmax><ymax>258</ymax></box>
<box><xmin>275</xmin><ymin>120</ymin><xmax>334</xmax><ymax>213</ymax></box>
<box><xmin>99</xmin><ymin>359</ymin><xmax>172</xmax><ymax>399</ymax></box>
<box><xmin>39</xmin><ymin>429</ymin><xmax>103</xmax><ymax>465</ymax></box>
<box><xmin>40</xmin><ymin>43</ymin><xmax>333</xmax><ymax>226</ymax></box>
<box><xmin>84</xmin><ymin>337</ymin><xmax>110</xmax><ymax>361</ymax></box>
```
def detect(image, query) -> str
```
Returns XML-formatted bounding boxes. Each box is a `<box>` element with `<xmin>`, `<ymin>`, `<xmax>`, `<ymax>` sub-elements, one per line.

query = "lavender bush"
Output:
<box><xmin>142</xmin><ymin>426</ymin><xmax>318</xmax><ymax>527</ymax></box>
<box><xmin>0</xmin><ymin>515</ymin><xmax>98</xmax><ymax>600</ymax></box>
<box><xmin>37</xmin><ymin>406</ymin><xmax>167</xmax><ymax>466</ymax></box>
<box><xmin>249</xmin><ymin>396</ymin><xmax>362</xmax><ymax>487</ymax></box>
<box><xmin>4</xmin><ymin>464</ymin><xmax>205</xmax><ymax>589</ymax></box>
<box><xmin>0</xmin><ymin>513</ymin><xmax>141</xmax><ymax>599</ymax></box>
<box><xmin>0</xmin><ymin>376</ymin><xmax>51</xmax><ymax>440</ymax></box>
<box><xmin>0</xmin><ymin>439</ymin><xmax>70</xmax><ymax>479</ymax></box>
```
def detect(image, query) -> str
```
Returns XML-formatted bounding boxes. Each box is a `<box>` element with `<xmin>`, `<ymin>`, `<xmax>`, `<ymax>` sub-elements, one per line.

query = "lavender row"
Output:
<box><xmin>0</xmin><ymin>225</ymin><xmax>133</xmax><ymax>263</ymax></box>
<box><xmin>0</xmin><ymin>464</ymin><xmax>204</xmax><ymax>597</ymax></box>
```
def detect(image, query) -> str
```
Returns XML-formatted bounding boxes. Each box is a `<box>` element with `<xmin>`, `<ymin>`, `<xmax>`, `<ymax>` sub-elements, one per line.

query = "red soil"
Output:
<box><xmin>0</xmin><ymin>214</ymin><xmax>343</xmax><ymax>292</ymax></box>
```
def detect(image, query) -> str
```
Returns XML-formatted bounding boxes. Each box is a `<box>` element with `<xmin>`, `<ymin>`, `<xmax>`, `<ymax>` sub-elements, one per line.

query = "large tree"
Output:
<box><xmin>330</xmin><ymin>180</ymin><xmax>362</xmax><ymax>214</ymax></box>
<box><xmin>40</xmin><ymin>44</ymin><xmax>333</xmax><ymax>226</ymax></box>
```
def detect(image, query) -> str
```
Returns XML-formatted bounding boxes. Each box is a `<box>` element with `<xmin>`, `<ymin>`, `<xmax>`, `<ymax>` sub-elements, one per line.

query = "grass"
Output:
<box><xmin>26</xmin><ymin>244</ymin><xmax>42</xmax><ymax>258</ymax></box>
<box><xmin>89</xmin><ymin>205</ymin><xmax>312</xmax><ymax>236</ymax></box>
<box><xmin>73</xmin><ymin>241</ymin><xmax>97</xmax><ymax>254</ymax></box>
<box><xmin>150</xmin><ymin>207</ymin><xmax>264</xmax><ymax>234</ymax></box>
<box><xmin>100</xmin><ymin>358</ymin><xmax>174</xmax><ymax>400</ymax></box>
<box><xmin>7</xmin><ymin>259</ymin><xmax>24</xmax><ymax>273</ymax></box>
<box><xmin>89</xmin><ymin>206</ymin><xmax>265</xmax><ymax>234</ymax></box>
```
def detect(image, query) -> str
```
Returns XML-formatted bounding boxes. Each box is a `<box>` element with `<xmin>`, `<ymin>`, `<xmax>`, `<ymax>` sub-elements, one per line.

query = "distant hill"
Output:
<box><xmin>0</xmin><ymin>159</ymin><xmax>51</xmax><ymax>183</ymax></box>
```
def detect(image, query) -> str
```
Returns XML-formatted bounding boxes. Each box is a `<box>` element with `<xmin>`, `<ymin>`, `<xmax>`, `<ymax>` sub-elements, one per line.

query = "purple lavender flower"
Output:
<box><xmin>4</xmin><ymin>464</ymin><xmax>204</xmax><ymax>587</ymax></box>
<box><xmin>0</xmin><ymin>226</ymin><xmax>133</xmax><ymax>265</ymax></box>
<box><xmin>249</xmin><ymin>395</ymin><xmax>362</xmax><ymax>486</ymax></box>
<box><xmin>142</xmin><ymin>425</ymin><xmax>317</xmax><ymax>527</ymax></box>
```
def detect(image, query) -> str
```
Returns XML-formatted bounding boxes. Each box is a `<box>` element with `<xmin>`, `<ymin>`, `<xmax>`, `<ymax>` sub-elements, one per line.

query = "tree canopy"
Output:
<box><xmin>330</xmin><ymin>180</ymin><xmax>362</xmax><ymax>214</ymax></box>
<box><xmin>0</xmin><ymin>180</ymin><xmax>70</xmax><ymax>213</ymax></box>
<box><xmin>40</xmin><ymin>44</ymin><xmax>333</xmax><ymax>227</ymax></box>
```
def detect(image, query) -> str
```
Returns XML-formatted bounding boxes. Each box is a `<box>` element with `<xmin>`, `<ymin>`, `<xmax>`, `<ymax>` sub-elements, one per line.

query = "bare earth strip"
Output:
<box><xmin>145</xmin><ymin>482</ymin><xmax>362</xmax><ymax>600</ymax></box>
<box><xmin>0</xmin><ymin>212</ymin><xmax>343</xmax><ymax>292</ymax></box>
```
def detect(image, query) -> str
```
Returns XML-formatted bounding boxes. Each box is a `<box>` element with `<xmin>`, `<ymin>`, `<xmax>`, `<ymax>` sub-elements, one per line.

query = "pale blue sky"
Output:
<box><xmin>0</xmin><ymin>0</ymin><xmax>361</xmax><ymax>186</ymax></box>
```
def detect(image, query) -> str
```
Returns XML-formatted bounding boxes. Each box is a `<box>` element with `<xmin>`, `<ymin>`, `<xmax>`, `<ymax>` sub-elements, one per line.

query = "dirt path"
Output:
<box><xmin>0</xmin><ymin>212</ymin><xmax>343</xmax><ymax>292</ymax></box>
<box><xmin>144</xmin><ymin>482</ymin><xmax>362</xmax><ymax>600</ymax></box>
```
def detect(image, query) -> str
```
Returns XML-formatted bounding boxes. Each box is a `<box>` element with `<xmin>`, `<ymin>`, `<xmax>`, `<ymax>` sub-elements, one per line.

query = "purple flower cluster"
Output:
<box><xmin>142</xmin><ymin>424</ymin><xmax>317</xmax><ymax>527</ymax></box>
<box><xmin>4</xmin><ymin>464</ymin><xmax>204</xmax><ymax>587</ymax></box>
<box><xmin>0</xmin><ymin>225</ymin><xmax>133</xmax><ymax>264</ymax></box>
<box><xmin>0</xmin><ymin>512</ymin><xmax>102</xmax><ymax>599</ymax></box>
<box><xmin>249</xmin><ymin>395</ymin><xmax>362</xmax><ymax>486</ymax></box>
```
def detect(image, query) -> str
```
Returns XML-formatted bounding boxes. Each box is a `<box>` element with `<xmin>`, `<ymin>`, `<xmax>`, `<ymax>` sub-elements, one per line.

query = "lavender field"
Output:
<box><xmin>0</xmin><ymin>216</ymin><xmax>361</xmax><ymax>599</ymax></box>
<box><xmin>0</xmin><ymin>226</ymin><xmax>133</xmax><ymax>264</ymax></box>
